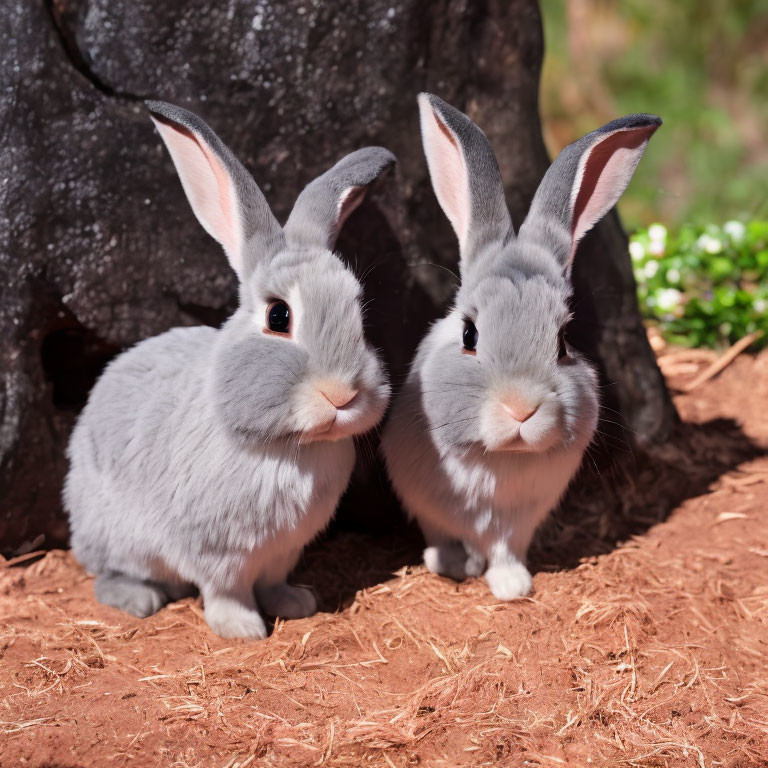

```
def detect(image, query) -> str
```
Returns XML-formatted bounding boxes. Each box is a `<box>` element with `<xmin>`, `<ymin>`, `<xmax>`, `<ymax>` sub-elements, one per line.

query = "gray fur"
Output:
<box><xmin>94</xmin><ymin>574</ymin><xmax>170</xmax><ymax>618</ymax></box>
<box><xmin>66</xmin><ymin>104</ymin><xmax>395</xmax><ymax>638</ymax></box>
<box><xmin>381</xmin><ymin>96</ymin><xmax>660</xmax><ymax>600</ymax></box>
<box><xmin>284</xmin><ymin>147</ymin><xmax>396</xmax><ymax>250</ymax></box>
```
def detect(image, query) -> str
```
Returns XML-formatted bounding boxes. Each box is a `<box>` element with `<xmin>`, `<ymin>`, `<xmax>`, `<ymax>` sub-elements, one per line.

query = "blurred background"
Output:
<box><xmin>540</xmin><ymin>0</ymin><xmax>768</xmax><ymax>230</ymax></box>
<box><xmin>538</xmin><ymin>0</ymin><xmax>768</xmax><ymax>350</ymax></box>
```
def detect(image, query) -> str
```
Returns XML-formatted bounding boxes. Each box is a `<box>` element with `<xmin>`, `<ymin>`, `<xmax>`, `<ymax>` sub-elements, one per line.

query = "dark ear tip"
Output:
<box><xmin>631</xmin><ymin>113</ymin><xmax>662</xmax><ymax>129</ymax></box>
<box><xmin>604</xmin><ymin>113</ymin><xmax>663</xmax><ymax>134</ymax></box>
<box><xmin>345</xmin><ymin>146</ymin><xmax>397</xmax><ymax>173</ymax></box>
<box><xmin>372</xmin><ymin>146</ymin><xmax>397</xmax><ymax>169</ymax></box>
<box><xmin>359</xmin><ymin>147</ymin><xmax>397</xmax><ymax>180</ymax></box>
<box><xmin>417</xmin><ymin>93</ymin><xmax>473</xmax><ymax>138</ymax></box>
<box><xmin>145</xmin><ymin>100</ymin><xmax>201</xmax><ymax>133</ymax></box>
<box><xmin>364</xmin><ymin>145</ymin><xmax>396</xmax><ymax>160</ymax></box>
<box><xmin>418</xmin><ymin>92</ymin><xmax>449</xmax><ymax>115</ymax></box>
<box><xmin>145</xmin><ymin>99</ymin><xmax>171</xmax><ymax>118</ymax></box>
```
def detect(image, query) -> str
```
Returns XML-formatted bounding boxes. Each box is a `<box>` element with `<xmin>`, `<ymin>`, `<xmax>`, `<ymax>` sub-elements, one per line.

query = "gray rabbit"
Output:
<box><xmin>381</xmin><ymin>94</ymin><xmax>660</xmax><ymax>600</ymax></box>
<box><xmin>65</xmin><ymin>102</ymin><xmax>394</xmax><ymax>638</ymax></box>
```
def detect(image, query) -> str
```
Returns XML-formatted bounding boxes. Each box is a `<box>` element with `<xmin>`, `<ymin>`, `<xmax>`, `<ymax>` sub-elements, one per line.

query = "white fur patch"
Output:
<box><xmin>288</xmin><ymin>285</ymin><xmax>304</xmax><ymax>344</ymax></box>
<box><xmin>429</xmin><ymin>312</ymin><xmax>464</xmax><ymax>353</ymax></box>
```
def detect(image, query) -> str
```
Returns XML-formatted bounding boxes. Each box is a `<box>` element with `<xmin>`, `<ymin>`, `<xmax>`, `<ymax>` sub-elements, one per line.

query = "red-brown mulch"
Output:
<box><xmin>1</xmin><ymin>347</ymin><xmax>767</xmax><ymax>767</ymax></box>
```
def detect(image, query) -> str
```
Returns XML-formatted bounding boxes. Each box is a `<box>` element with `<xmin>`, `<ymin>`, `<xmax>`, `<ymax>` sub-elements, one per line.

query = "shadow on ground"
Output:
<box><xmin>300</xmin><ymin>415</ymin><xmax>765</xmax><ymax>612</ymax></box>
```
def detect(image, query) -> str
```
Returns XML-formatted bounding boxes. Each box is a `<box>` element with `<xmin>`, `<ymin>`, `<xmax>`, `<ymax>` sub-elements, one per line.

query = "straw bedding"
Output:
<box><xmin>2</xmin><ymin>346</ymin><xmax>767</xmax><ymax>767</ymax></box>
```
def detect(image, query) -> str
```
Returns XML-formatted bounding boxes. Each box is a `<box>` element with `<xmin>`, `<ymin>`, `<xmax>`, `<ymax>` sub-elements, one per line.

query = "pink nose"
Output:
<box><xmin>501</xmin><ymin>395</ymin><xmax>539</xmax><ymax>423</ymax></box>
<box><xmin>320</xmin><ymin>385</ymin><xmax>358</xmax><ymax>409</ymax></box>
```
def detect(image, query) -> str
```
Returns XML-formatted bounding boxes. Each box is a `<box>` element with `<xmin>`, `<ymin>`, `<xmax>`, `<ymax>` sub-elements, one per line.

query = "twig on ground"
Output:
<box><xmin>677</xmin><ymin>331</ymin><xmax>763</xmax><ymax>393</ymax></box>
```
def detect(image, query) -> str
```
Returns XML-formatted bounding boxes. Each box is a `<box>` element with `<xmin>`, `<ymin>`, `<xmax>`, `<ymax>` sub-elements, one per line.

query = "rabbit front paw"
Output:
<box><xmin>94</xmin><ymin>574</ymin><xmax>169</xmax><ymax>618</ymax></box>
<box><xmin>257</xmin><ymin>583</ymin><xmax>317</xmax><ymax>619</ymax></box>
<box><xmin>203</xmin><ymin>595</ymin><xmax>268</xmax><ymax>639</ymax></box>
<box><xmin>484</xmin><ymin>562</ymin><xmax>533</xmax><ymax>600</ymax></box>
<box><xmin>424</xmin><ymin>542</ymin><xmax>471</xmax><ymax>581</ymax></box>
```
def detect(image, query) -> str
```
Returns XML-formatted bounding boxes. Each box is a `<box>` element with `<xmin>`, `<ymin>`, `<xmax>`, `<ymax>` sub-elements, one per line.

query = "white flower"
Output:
<box><xmin>697</xmin><ymin>234</ymin><xmax>722</xmax><ymax>254</ymax></box>
<box><xmin>648</xmin><ymin>240</ymin><xmax>665</xmax><ymax>256</ymax></box>
<box><xmin>666</xmin><ymin>268</ymin><xmax>681</xmax><ymax>284</ymax></box>
<box><xmin>723</xmin><ymin>220</ymin><xmax>746</xmax><ymax>242</ymax></box>
<box><xmin>754</xmin><ymin>299</ymin><xmax>767</xmax><ymax>314</ymax></box>
<box><xmin>648</xmin><ymin>223</ymin><xmax>667</xmax><ymax>242</ymax></box>
<box><xmin>629</xmin><ymin>240</ymin><xmax>646</xmax><ymax>261</ymax></box>
<box><xmin>656</xmin><ymin>288</ymin><xmax>682</xmax><ymax>311</ymax></box>
<box><xmin>644</xmin><ymin>260</ymin><xmax>659</xmax><ymax>278</ymax></box>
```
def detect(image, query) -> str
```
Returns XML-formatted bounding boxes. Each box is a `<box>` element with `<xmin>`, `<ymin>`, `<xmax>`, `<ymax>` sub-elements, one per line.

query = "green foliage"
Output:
<box><xmin>539</xmin><ymin>6</ymin><xmax>768</xmax><ymax>347</ymax></box>
<box><xmin>540</xmin><ymin>1</ymin><xmax>768</xmax><ymax>230</ymax></box>
<box><xmin>632</xmin><ymin>220</ymin><xmax>768</xmax><ymax>349</ymax></box>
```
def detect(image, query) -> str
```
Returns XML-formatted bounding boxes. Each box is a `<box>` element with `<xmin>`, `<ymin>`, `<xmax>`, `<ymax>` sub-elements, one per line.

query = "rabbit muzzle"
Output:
<box><xmin>480</xmin><ymin>388</ymin><xmax>564</xmax><ymax>454</ymax></box>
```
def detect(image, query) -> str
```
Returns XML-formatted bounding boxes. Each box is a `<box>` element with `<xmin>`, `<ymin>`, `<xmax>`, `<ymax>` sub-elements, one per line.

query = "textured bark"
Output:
<box><xmin>0</xmin><ymin>0</ymin><xmax>675</xmax><ymax>551</ymax></box>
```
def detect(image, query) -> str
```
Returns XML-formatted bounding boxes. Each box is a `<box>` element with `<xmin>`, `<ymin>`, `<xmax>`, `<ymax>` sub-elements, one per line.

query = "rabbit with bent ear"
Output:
<box><xmin>381</xmin><ymin>94</ymin><xmax>660</xmax><ymax>600</ymax></box>
<box><xmin>65</xmin><ymin>102</ymin><xmax>394</xmax><ymax>638</ymax></box>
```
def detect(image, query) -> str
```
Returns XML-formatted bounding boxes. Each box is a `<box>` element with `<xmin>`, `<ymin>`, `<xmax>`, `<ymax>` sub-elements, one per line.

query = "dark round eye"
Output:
<box><xmin>462</xmin><ymin>319</ymin><xmax>478</xmax><ymax>353</ymax></box>
<box><xmin>558</xmin><ymin>328</ymin><xmax>568</xmax><ymax>360</ymax></box>
<box><xmin>266</xmin><ymin>300</ymin><xmax>291</xmax><ymax>335</ymax></box>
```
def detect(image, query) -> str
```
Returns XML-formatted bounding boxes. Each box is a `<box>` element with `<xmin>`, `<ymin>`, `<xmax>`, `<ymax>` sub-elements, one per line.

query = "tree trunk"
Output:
<box><xmin>0</xmin><ymin>0</ymin><xmax>675</xmax><ymax>551</ymax></box>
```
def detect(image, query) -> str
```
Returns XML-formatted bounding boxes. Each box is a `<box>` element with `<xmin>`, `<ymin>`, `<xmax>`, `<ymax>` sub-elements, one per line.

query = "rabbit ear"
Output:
<box><xmin>519</xmin><ymin>114</ymin><xmax>662</xmax><ymax>271</ymax></box>
<box><xmin>146</xmin><ymin>101</ymin><xmax>284</xmax><ymax>280</ymax></box>
<box><xmin>283</xmin><ymin>147</ymin><xmax>396</xmax><ymax>250</ymax></box>
<box><xmin>418</xmin><ymin>93</ymin><xmax>513</xmax><ymax>265</ymax></box>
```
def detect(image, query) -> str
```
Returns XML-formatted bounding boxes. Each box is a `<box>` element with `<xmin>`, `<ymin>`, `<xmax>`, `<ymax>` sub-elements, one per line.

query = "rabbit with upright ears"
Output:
<box><xmin>65</xmin><ymin>102</ymin><xmax>394</xmax><ymax>638</ymax></box>
<box><xmin>381</xmin><ymin>94</ymin><xmax>660</xmax><ymax>600</ymax></box>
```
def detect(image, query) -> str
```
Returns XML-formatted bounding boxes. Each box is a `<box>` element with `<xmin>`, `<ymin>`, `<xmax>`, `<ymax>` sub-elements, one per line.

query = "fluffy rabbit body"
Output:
<box><xmin>66</xmin><ymin>102</ymin><xmax>394</xmax><ymax>638</ymax></box>
<box><xmin>382</xmin><ymin>95</ymin><xmax>660</xmax><ymax>600</ymax></box>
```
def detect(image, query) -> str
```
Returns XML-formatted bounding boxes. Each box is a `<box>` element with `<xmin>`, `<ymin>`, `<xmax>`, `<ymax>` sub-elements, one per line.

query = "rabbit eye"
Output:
<box><xmin>462</xmin><ymin>319</ymin><xmax>478</xmax><ymax>355</ymax></box>
<box><xmin>265</xmin><ymin>300</ymin><xmax>291</xmax><ymax>336</ymax></box>
<box><xmin>558</xmin><ymin>328</ymin><xmax>568</xmax><ymax>360</ymax></box>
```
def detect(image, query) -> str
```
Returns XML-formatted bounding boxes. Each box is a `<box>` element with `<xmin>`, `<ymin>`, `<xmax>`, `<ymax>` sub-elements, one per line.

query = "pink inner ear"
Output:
<box><xmin>571</xmin><ymin>125</ymin><xmax>656</xmax><ymax>251</ymax></box>
<box><xmin>337</xmin><ymin>185</ymin><xmax>368</xmax><ymax>230</ymax></box>
<box><xmin>419</xmin><ymin>101</ymin><xmax>470</xmax><ymax>252</ymax></box>
<box><xmin>199</xmin><ymin>140</ymin><xmax>236</xmax><ymax>248</ymax></box>
<box><xmin>152</xmin><ymin>115</ymin><xmax>242</xmax><ymax>273</ymax></box>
